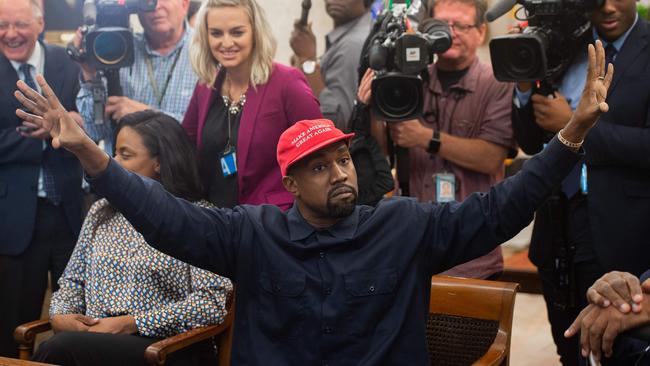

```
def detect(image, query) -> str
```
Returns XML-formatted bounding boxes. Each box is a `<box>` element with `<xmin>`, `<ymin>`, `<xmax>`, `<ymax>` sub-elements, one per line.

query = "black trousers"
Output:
<box><xmin>537</xmin><ymin>195</ymin><xmax>607</xmax><ymax>366</ymax></box>
<box><xmin>539</xmin><ymin>260</ymin><xmax>606</xmax><ymax>366</ymax></box>
<box><xmin>33</xmin><ymin>331</ymin><xmax>218</xmax><ymax>366</ymax></box>
<box><xmin>0</xmin><ymin>199</ymin><xmax>76</xmax><ymax>357</ymax></box>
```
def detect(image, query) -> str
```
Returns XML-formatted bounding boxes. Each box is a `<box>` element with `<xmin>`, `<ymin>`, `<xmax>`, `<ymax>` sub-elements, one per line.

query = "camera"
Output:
<box><xmin>74</xmin><ymin>0</ymin><xmax>157</xmax><ymax>70</ymax></box>
<box><xmin>487</xmin><ymin>0</ymin><xmax>602</xmax><ymax>82</ymax></box>
<box><xmin>366</xmin><ymin>7</ymin><xmax>451</xmax><ymax>122</ymax></box>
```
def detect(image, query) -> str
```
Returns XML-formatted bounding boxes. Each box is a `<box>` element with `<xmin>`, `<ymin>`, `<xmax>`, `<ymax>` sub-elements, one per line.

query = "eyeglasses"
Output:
<box><xmin>0</xmin><ymin>21</ymin><xmax>34</xmax><ymax>32</ymax></box>
<box><xmin>437</xmin><ymin>21</ymin><xmax>479</xmax><ymax>34</ymax></box>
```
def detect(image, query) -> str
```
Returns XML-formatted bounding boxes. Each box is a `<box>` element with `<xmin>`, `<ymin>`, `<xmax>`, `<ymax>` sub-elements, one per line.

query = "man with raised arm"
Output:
<box><xmin>13</xmin><ymin>42</ymin><xmax>612</xmax><ymax>365</ymax></box>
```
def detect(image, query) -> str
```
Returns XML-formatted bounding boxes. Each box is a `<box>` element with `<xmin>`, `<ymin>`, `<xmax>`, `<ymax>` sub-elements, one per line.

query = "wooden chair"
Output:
<box><xmin>14</xmin><ymin>295</ymin><xmax>235</xmax><ymax>366</ymax></box>
<box><xmin>427</xmin><ymin>275</ymin><xmax>520</xmax><ymax>366</ymax></box>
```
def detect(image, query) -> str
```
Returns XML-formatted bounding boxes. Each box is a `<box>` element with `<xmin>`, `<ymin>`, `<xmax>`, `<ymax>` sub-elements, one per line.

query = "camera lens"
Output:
<box><xmin>372</xmin><ymin>74</ymin><xmax>423</xmax><ymax>121</ymax></box>
<box><xmin>507</xmin><ymin>42</ymin><xmax>540</xmax><ymax>77</ymax></box>
<box><xmin>93</xmin><ymin>31</ymin><xmax>128</xmax><ymax>65</ymax></box>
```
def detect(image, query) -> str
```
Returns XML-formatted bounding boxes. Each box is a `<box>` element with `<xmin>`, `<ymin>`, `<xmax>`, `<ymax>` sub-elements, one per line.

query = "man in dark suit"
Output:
<box><xmin>512</xmin><ymin>0</ymin><xmax>650</xmax><ymax>363</ymax></box>
<box><xmin>0</xmin><ymin>0</ymin><xmax>83</xmax><ymax>357</ymax></box>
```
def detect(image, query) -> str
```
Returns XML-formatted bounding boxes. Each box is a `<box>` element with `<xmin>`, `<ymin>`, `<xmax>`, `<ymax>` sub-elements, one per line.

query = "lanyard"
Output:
<box><xmin>144</xmin><ymin>47</ymin><xmax>182</xmax><ymax>107</ymax></box>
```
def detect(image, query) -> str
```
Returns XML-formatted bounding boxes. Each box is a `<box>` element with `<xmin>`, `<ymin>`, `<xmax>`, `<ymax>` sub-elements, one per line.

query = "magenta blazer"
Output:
<box><xmin>183</xmin><ymin>63</ymin><xmax>322</xmax><ymax>209</ymax></box>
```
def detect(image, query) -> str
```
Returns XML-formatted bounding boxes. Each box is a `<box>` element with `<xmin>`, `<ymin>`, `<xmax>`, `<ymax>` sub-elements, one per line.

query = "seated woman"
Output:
<box><xmin>33</xmin><ymin>111</ymin><xmax>233</xmax><ymax>366</ymax></box>
<box><xmin>184</xmin><ymin>0</ymin><xmax>322</xmax><ymax>209</ymax></box>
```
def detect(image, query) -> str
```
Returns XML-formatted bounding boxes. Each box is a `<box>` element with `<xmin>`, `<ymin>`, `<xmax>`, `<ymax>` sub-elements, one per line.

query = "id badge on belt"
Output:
<box><xmin>221</xmin><ymin>147</ymin><xmax>237</xmax><ymax>177</ymax></box>
<box><xmin>434</xmin><ymin>173</ymin><xmax>456</xmax><ymax>202</ymax></box>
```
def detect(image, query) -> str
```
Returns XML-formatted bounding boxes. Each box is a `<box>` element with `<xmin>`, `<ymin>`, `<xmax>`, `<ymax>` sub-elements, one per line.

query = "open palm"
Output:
<box><xmin>572</xmin><ymin>40</ymin><xmax>614</xmax><ymax>131</ymax></box>
<box><xmin>14</xmin><ymin>74</ymin><xmax>87</xmax><ymax>150</ymax></box>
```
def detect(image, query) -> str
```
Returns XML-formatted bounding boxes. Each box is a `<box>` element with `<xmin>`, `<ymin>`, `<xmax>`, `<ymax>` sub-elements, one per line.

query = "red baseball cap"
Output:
<box><xmin>277</xmin><ymin>119</ymin><xmax>355</xmax><ymax>176</ymax></box>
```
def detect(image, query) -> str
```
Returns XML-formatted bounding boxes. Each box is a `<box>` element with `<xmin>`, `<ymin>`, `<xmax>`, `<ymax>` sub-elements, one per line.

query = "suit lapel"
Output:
<box><xmin>43</xmin><ymin>43</ymin><xmax>65</xmax><ymax>99</ymax></box>
<box><xmin>608</xmin><ymin>20</ymin><xmax>650</xmax><ymax>94</ymax></box>
<box><xmin>237</xmin><ymin>81</ymin><xmax>268</xmax><ymax>180</ymax></box>
<box><xmin>0</xmin><ymin>55</ymin><xmax>20</xmax><ymax>110</ymax></box>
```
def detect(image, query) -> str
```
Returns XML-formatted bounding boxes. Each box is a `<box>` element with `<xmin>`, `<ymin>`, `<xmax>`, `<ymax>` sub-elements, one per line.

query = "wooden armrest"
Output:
<box><xmin>14</xmin><ymin>319</ymin><xmax>52</xmax><ymax>360</ymax></box>
<box><xmin>144</xmin><ymin>311</ymin><xmax>233</xmax><ymax>366</ymax></box>
<box><xmin>14</xmin><ymin>320</ymin><xmax>51</xmax><ymax>345</ymax></box>
<box><xmin>473</xmin><ymin>330</ymin><xmax>507</xmax><ymax>366</ymax></box>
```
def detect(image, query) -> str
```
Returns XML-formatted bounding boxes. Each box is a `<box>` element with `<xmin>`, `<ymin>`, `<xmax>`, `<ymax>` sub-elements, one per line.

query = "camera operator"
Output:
<box><xmin>290</xmin><ymin>0</ymin><xmax>373</xmax><ymax>130</ymax></box>
<box><xmin>361</xmin><ymin>0</ymin><xmax>515</xmax><ymax>280</ymax></box>
<box><xmin>0</xmin><ymin>0</ymin><xmax>84</xmax><ymax>357</ymax></box>
<box><xmin>511</xmin><ymin>0</ymin><xmax>650</xmax><ymax>363</ymax></box>
<box><xmin>76</xmin><ymin>0</ymin><xmax>197</xmax><ymax>156</ymax></box>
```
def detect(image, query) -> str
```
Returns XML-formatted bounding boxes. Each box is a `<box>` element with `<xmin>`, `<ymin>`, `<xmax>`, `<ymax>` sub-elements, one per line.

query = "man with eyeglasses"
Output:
<box><xmin>74</xmin><ymin>0</ymin><xmax>196</xmax><ymax>156</ymax></box>
<box><xmin>365</xmin><ymin>0</ymin><xmax>514</xmax><ymax>280</ymax></box>
<box><xmin>0</xmin><ymin>0</ymin><xmax>83</xmax><ymax>357</ymax></box>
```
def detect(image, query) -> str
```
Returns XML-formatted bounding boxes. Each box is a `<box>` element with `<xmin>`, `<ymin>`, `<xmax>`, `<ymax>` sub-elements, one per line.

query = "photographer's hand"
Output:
<box><xmin>290</xmin><ymin>20</ymin><xmax>317</xmax><ymax>64</ymax></box>
<box><xmin>73</xmin><ymin>28</ymin><xmax>97</xmax><ymax>82</ymax></box>
<box><xmin>14</xmin><ymin>75</ymin><xmax>109</xmax><ymax>176</ymax></box>
<box><xmin>389</xmin><ymin>120</ymin><xmax>432</xmax><ymax>149</ymax></box>
<box><xmin>105</xmin><ymin>96</ymin><xmax>150</xmax><ymax>122</ymax></box>
<box><xmin>357</xmin><ymin>68</ymin><xmax>374</xmax><ymax>105</ymax></box>
<box><xmin>531</xmin><ymin>92</ymin><xmax>573</xmax><ymax>133</ymax></box>
<box><xmin>560</xmin><ymin>40</ymin><xmax>613</xmax><ymax>144</ymax></box>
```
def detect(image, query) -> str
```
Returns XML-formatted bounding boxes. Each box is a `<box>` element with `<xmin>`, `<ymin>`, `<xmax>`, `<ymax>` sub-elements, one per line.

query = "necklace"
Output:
<box><xmin>222</xmin><ymin>74</ymin><xmax>247</xmax><ymax>115</ymax></box>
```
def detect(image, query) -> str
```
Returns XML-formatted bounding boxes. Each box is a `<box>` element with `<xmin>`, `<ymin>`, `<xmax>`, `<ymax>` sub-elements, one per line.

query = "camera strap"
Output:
<box><xmin>144</xmin><ymin>48</ymin><xmax>183</xmax><ymax>108</ymax></box>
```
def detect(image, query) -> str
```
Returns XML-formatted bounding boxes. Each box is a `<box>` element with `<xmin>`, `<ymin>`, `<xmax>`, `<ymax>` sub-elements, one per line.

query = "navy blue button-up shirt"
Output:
<box><xmin>89</xmin><ymin>138</ymin><xmax>580</xmax><ymax>365</ymax></box>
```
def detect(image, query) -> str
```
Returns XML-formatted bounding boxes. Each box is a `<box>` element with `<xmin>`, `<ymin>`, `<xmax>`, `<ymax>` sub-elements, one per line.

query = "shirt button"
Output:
<box><xmin>319</xmin><ymin>252</ymin><xmax>326</xmax><ymax>258</ymax></box>
<box><xmin>324</xmin><ymin>287</ymin><xmax>332</xmax><ymax>295</ymax></box>
<box><xmin>369</xmin><ymin>285</ymin><xmax>375</xmax><ymax>292</ymax></box>
<box><xmin>323</xmin><ymin>326</ymin><xmax>333</xmax><ymax>334</ymax></box>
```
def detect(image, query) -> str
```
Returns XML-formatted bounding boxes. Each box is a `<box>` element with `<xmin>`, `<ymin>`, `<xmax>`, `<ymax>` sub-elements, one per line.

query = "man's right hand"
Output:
<box><xmin>50</xmin><ymin>314</ymin><xmax>99</xmax><ymax>333</ymax></box>
<box><xmin>14</xmin><ymin>74</ymin><xmax>110</xmax><ymax>176</ymax></box>
<box><xmin>15</xmin><ymin>76</ymin><xmax>89</xmax><ymax>151</ymax></box>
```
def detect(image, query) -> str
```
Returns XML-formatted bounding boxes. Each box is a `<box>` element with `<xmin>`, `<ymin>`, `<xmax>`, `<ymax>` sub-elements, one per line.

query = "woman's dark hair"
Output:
<box><xmin>94</xmin><ymin>111</ymin><xmax>203</xmax><ymax>233</ymax></box>
<box><xmin>114</xmin><ymin>110</ymin><xmax>204</xmax><ymax>202</ymax></box>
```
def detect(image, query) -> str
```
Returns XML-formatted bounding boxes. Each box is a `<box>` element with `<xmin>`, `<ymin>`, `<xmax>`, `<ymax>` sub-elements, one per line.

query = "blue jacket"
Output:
<box><xmin>0</xmin><ymin>43</ymin><xmax>83</xmax><ymax>256</ymax></box>
<box><xmin>88</xmin><ymin>137</ymin><xmax>579</xmax><ymax>365</ymax></box>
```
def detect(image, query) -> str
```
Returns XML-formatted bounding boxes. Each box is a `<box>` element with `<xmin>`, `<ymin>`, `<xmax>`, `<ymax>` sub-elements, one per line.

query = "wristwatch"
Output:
<box><xmin>301</xmin><ymin>60</ymin><xmax>317</xmax><ymax>75</ymax></box>
<box><xmin>427</xmin><ymin>130</ymin><xmax>441</xmax><ymax>154</ymax></box>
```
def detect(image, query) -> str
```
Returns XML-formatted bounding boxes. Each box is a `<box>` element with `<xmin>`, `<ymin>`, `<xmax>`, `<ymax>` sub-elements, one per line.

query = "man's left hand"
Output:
<box><xmin>531</xmin><ymin>92</ymin><xmax>573</xmax><ymax>133</ymax></box>
<box><xmin>389</xmin><ymin>120</ymin><xmax>433</xmax><ymax>149</ymax></box>
<box><xmin>105</xmin><ymin>96</ymin><xmax>149</xmax><ymax>122</ymax></box>
<box><xmin>88</xmin><ymin>315</ymin><xmax>138</xmax><ymax>335</ymax></box>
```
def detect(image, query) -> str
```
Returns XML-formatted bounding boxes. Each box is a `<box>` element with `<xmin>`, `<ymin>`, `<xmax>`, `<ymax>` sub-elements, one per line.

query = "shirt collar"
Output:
<box><xmin>592</xmin><ymin>12</ymin><xmax>638</xmax><ymax>52</ymax></box>
<box><xmin>326</xmin><ymin>12</ymin><xmax>371</xmax><ymax>49</ymax></box>
<box><xmin>287</xmin><ymin>204</ymin><xmax>360</xmax><ymax>242</ymax></box>
<box><xmin>143</xmin><ymin>21</ymin><xmax>191</xmax><ymax>57</ymax></box>
<box><xmin>428</xmin><ymin>56</ymin><xmax>480</xmax><ymax>94</ymax></box>
<box><xmin>10</xmin><ymin>40</ymin><xmax>44</xmax><ymax>74</ymax></box>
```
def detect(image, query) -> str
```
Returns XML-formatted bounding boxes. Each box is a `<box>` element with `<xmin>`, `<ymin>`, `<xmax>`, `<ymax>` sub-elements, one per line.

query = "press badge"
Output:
<box><xmin>580</xmin><ymin>163</ymin><xmax>588</xmax><ymax>194</ymax></box>
<box><xmin>220</xmin><ymin>150</ymin><xmax>237</xmax><ymax>177</ymax></box>
<box><xmin>434</xmin><ymin>173</ymin><xmax>456</xmax><ymax>202</ymax></box>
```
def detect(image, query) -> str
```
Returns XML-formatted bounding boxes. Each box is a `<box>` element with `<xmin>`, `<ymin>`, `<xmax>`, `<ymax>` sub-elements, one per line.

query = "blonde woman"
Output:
<box><xmin>183</xmin><ymin>0</ymin><xmax>322</xmax><ymax>210</ymax></box>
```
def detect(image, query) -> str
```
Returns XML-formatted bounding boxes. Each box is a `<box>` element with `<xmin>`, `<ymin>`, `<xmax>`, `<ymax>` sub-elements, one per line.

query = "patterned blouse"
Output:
<box><xmin>50</xmin><ymin>199</ymin><xmax>233</xmax><ymax>338</ymax></box>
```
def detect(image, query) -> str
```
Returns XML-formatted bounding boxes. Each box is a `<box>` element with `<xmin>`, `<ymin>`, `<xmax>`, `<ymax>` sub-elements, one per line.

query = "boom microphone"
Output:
<box><xmin>299</xmin><ymin>0</ymin><xmax>312</xmax><ymax>26</ymax></box>
<box><xmin>485</xmin><ymin>0</ymin><xmax>518</xmax><ymax>22</ymax></box>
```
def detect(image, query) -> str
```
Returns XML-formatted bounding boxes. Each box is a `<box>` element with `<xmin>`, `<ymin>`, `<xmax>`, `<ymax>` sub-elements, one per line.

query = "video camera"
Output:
<box><xmin>487</xmin><ymin>0</ymin><xmax>602</xmax><ymax>82</ymax></box>
<box><xmin>70</xmin><ymin>0</ymin><xmax>157</xmax><ymax>70</ymax></box>
<box><xmin>366</xmin><ymin>5</ymin><xmax>451</xmax><ymax>122</ymax></box>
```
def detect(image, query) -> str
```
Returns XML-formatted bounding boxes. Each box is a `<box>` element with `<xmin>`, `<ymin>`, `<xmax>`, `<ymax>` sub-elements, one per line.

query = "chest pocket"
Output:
<box><xmin>450</xmin><ymin>118</ymin><xmax>479</xmax><ymax>138</ymax></box>
<box><xmin>343</xmin><ymin>267</ymin><xmax>398</xmax><ymax>336</ymax></box>
<box><xmin>258</xmin><ymin>272</ymin><xmax>306</xmax><ymax>340</ymax></box>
